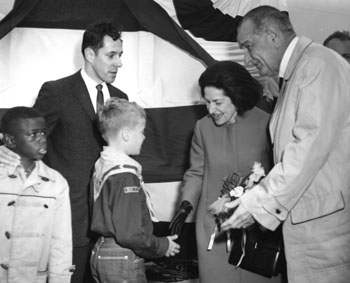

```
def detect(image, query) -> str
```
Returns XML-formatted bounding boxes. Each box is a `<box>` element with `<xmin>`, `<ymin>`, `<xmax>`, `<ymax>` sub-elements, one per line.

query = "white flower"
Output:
<box><xmin>246</xmin><ymin>162</ymin><xmax>265</xmax><ymax>189</ymax></box>
<box><xmin>229</xmin><ymin>186</ymin><xmax>244</xmax><ymax>198</ymax></box>
<box><xmin>252</xmin><ymin>162</ymin><xmax>265</xmax><ymax>177</ymax></box>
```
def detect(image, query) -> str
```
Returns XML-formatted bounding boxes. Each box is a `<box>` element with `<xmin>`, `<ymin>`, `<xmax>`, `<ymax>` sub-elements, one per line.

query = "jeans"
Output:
<box><xmin>90</xmin><ymin>236</ymin><xmax>147</xmax><ymax>283</ymax></box>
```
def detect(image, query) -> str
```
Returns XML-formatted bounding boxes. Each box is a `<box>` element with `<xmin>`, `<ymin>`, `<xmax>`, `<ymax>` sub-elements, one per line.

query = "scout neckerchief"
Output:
<box><xmin>93</xmin><ymin>146</ymin><xmax>158</xmax><ymax>222</ymax></box>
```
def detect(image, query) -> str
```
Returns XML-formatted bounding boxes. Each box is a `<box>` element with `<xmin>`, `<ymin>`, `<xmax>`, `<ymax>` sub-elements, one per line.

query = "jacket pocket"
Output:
<box><xmin>291</xmin><ymin>190</ymin><xmax>345</xmax><ymax>224</ymax></box>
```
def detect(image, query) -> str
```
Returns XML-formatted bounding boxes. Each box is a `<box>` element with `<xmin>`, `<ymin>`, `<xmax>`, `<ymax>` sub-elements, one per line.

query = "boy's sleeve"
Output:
<box><xmin>105</xmin><ymin>173</ymin><xmax>169</xmax><ymax>258</ymax></box>
<box><xmin>48</xmin><ymin>176</ymin><xmax>74</xmax><ymax>283</ymax></box>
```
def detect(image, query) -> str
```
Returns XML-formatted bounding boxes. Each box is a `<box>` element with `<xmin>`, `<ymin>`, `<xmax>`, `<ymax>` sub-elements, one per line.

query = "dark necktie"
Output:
<box><xmin>96</xmin><ymin>84</ymin><xmax>104</xmax><ymax>113</ymax></box>
<box><xmin>278</xmin><ymin>77</ymin><xmax>283</xmax><ymax>91</ymax></box>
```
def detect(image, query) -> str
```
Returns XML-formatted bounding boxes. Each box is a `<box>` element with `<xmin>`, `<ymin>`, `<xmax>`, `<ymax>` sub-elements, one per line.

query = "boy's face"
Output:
<box><xmin>128</xmin><ymin>118</ymin><xmax>146</xmax><ymax>155</ymax></box>
<box><xmin>8</xmin><ymin>117</ymin><xmax>47</xmax><ymax>162</ymax></box>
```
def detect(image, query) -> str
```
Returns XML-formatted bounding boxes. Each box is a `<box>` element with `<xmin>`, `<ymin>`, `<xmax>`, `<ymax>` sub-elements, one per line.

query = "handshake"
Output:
<box><xmin>165</xmin><ymin>200</ymin><xmax>193</xmax><ymax>257</ymax></box>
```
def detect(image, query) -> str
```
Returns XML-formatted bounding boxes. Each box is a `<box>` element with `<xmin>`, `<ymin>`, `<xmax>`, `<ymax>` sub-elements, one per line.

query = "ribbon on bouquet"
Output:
<box><xmin>207</xmin><ymin>225</ymin><xmax>232</xmax><ymax>252</ymax></box>
<box><xmin>234</xmin><ymin>229</ymin><xmax>247</xmax><ymax>267</ymax></box>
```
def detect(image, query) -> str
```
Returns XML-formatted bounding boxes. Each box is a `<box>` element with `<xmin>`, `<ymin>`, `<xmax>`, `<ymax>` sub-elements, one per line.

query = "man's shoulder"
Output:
<box><xmin>42</xmin><ymin>70</ymin><xmax>82</xmax><ymax>87</ymax></box>
<box><xmin>107</xmin><ymin>84</ymin><xmax>128</xmax><ymax>100</ymax></box>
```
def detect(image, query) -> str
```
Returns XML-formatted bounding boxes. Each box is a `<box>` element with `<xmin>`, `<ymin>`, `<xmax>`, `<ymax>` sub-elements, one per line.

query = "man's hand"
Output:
<box><xmin>0</xmin><ymin>145</ymin><xmax>20</xmax><ymax>167</ymax></box>
<box><xmin>169</xmin><ymin>200</ymin><xmax>193</xmax><ymax>236</ymax></box>
<box><xmin>220</xmin><ymin>198</ymin><xmax>255</xmax><ymax>231</ymax></box>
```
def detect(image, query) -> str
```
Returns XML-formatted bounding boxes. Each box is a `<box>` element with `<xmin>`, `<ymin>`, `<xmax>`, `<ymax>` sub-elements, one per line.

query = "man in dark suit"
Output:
<box><xmin>0</xmin><ymin>21</ymin><xmax>128</xmax><ymax>283</ymax></box>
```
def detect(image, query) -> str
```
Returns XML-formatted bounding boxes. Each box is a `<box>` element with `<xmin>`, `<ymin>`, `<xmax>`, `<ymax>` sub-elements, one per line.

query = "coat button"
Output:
<box><xmin>7</xmin><ymin>200</ymin><xmax>15</xmax><ymax>206</ymax></box>
<box><xmin>8</xmin><ymin>174</ymin><xmax>17</xmax><ymax>178</ymax></box>
<box><xmin>275</xmin><ymin>208</ymin><xmax>281</xmax><ymax>214</ymax></box>
<box><xmin>5</xmin><ymin>231</ymin><xmax>11</xmax><ymax>239</ymax></box>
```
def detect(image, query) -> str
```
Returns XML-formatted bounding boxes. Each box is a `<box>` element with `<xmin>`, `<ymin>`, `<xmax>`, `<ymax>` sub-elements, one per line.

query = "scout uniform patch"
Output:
<box><xmin>124</xmin><ymin>186</ymin><xmax>141</xmax><ymax>193</ymax></box>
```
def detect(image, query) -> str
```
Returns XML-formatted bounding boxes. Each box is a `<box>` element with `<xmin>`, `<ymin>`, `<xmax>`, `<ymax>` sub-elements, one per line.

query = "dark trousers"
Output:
<box><xmin>71</xmin><ymin>242</ymin><xmax>95</xmax><ymax>283</ymax></box>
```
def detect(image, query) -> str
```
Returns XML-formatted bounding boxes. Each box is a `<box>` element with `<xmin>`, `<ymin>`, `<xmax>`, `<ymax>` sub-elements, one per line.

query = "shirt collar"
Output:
<box><xmin>279</xmin><ymin>36</ymin><xmax>299</xmax><ymax>78</ymax></box>
<box><xmin>81</xmin><ymin>68</ymin><xmax>110</xmax><ymax>111</ymax></box>
<box><xmin>81</xmin><ymin>68</ymin><xmax>107</xmax><ymax>93</ymax></box>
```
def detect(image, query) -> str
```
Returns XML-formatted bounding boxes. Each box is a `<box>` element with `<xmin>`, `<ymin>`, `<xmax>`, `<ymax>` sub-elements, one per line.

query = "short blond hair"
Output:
<box><xmin>97</xmin><ymin>98</ymin><xmax>146</xmax><ymax>138</ymax></box>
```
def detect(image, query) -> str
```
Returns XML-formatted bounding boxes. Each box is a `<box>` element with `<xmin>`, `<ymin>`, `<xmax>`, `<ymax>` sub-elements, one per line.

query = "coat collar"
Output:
<box><xmin>6</xmin><ymin>161</ymin><xmax>56</xmax><ymax>192</ymax></box>
<box><xmin>283</xmin><ymin>37</ymin><xmax>313</xmax><ymax>82</ymax></box>
<box><xmin>277</xmin><ymin>37</ymin><xmax>313</xmax><ymax>95</ymax></box>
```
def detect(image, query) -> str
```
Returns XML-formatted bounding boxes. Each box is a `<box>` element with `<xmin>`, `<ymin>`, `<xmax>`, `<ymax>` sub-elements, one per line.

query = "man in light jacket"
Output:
<box><xmin>221</xmin><ymin>5</ymin><xmax>350</xmax><ymax>283</ymax></box>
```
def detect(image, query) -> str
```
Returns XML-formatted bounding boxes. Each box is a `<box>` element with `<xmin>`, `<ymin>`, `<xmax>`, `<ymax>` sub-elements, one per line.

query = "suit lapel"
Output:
<box><xmin>107</xmin><ymin>84</ymin><xmax>121</xmax><ymax>98</ymax></box>
<box><xmin>71</xmin><ymin>71</ymin><xmax>96</xmax><ymax>121</ymax></box>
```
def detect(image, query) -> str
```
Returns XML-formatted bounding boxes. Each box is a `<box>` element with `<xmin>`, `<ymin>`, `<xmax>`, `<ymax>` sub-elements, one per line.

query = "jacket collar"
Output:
<box><xmin>283</xmin><ymin>37</ymin><xmax>313</xmax><ymax>82</ymax></box>
<box><xmin>7</xmin><ymin>161</ymin><xmax>56</xmax><ymax>192</ymax></box>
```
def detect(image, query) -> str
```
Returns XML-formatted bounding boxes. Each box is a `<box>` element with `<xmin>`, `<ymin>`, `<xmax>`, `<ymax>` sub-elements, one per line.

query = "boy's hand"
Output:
<box><xmin>165</xmin><ymin>235</ymin><xmax>180</xmax><ymax>257</ymax></box>
<box><xmin>0</xmin><ymin>145</ymin><xmax>21</xmax><ymax>167</ymax></box>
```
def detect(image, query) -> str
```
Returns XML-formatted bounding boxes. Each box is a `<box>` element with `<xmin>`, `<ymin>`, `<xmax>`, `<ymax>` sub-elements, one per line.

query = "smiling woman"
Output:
<box><xmin>170</xmin><ymin>61</ymin><xmax>279</xmax><ymax>283</ymax></box>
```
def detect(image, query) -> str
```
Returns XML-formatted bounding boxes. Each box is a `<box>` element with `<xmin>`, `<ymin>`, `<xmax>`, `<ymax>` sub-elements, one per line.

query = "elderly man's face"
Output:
<box><xmin>325</xmin><ymin>38</ymin><xmax>350</xmax><ymax>64</ymax></box>
<box><xmin>238</xmin><ymin>20</ymin><xmax>280</xmax><ymax>77</ymax></box>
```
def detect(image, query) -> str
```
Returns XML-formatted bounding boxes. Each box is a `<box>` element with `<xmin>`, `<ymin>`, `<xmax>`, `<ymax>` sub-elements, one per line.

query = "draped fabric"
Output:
<box><xmin>0</xmin><ymin>1</ymin><xmax>286</xmax><ymax>281</ymax></box>
<box><xmin>0</xmin><ymin>0</ymin><xmax>216</xmax><ymax>66</ymax></box>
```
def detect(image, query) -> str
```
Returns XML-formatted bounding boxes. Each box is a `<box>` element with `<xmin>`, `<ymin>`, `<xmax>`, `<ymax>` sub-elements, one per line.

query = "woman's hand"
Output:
<box><xmin>169</xmin><ymin>200</ymin><xmax>193</xmax><ymax>236</ymax></box>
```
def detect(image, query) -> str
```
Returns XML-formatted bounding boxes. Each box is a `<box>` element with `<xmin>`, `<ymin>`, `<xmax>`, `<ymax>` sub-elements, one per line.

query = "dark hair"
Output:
<box><xmin>81</xmin><ymin>20</ymin><xmax>122</xmax><ymax>57</ymax></box>
<box><xmin>323</xmin><ymin>30</ymin><xmax>350</xmax><ymax>46</ymax></box>
<box><xmin>1</xmin><ymin>107</ymin><xmax>43</xmax><ymax>135</ymax></box>
<box><xmin>199</xmin><ymin>61</ymin><xmax>262</xmax><ymax>116</ymax></box>
<box><xmin>239</xmin><ymin>5</ymin><xmax>295</xmax><ymax>37</ymax></box>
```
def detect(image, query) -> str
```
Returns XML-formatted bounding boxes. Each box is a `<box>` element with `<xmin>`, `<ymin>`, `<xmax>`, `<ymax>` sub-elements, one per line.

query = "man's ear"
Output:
<box><xmin>3</xmin><ymin>133</ymin><xmax>15</xmax><ymax>149</ymax></box>
<box><xmin>266</xmin><ymin>25</ymin><xmax>281</xmax><ymax>47</ymax></box>
<box><xmin>84</xmin><ymin>47</ymin><xmax>96</xmax><ymax>64</ymax></box>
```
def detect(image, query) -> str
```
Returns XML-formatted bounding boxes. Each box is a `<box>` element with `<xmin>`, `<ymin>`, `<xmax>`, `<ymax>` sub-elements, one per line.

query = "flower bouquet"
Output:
<box><xmin>207</xmin><ymin>162</ymin><xmax>266</xmax><ymax>251</ymax></box>
<box><xmin>208</xmin><ymin>162</ymin><xmax>285</xmax><ymax>278</ymax></box>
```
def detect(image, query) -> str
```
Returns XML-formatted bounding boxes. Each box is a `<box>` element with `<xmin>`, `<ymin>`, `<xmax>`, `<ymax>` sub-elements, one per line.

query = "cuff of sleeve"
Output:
<box><xmin>240</xmin><ymin>185</ymin><xmax>288</xmax><ymax>231</ymax></box>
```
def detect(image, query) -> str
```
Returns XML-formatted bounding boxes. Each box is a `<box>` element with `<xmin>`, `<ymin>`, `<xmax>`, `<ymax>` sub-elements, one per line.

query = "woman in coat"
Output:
<box><xmin>170</xmin><ymin>61</ymin><xmax>282</xmax><ymax>283</ymax></box>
